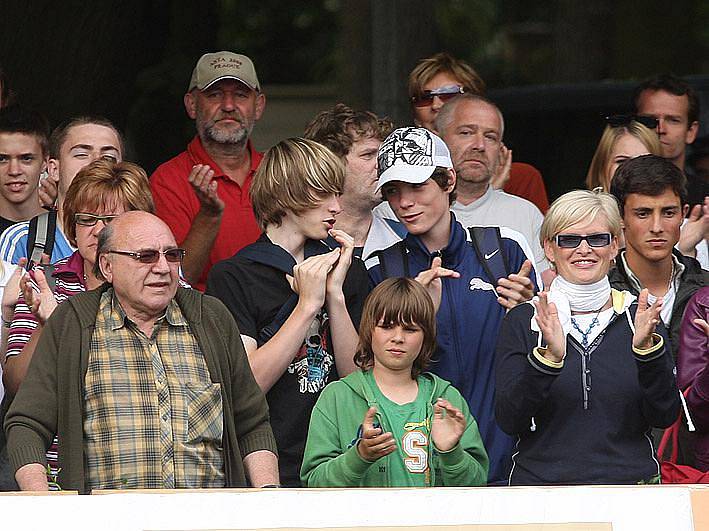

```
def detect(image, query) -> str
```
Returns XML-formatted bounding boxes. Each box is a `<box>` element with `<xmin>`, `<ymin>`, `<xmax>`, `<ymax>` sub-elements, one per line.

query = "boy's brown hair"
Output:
<box><xmin>354</xmin><ymin>278</ymin><xmax>437</xmax><ymax>379</ymax></box>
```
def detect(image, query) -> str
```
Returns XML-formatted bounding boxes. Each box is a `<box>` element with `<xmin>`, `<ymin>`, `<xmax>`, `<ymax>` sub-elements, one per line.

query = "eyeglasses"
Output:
<box><xmin>555</xmin><ymin>233</ymin><xmax>612</xmax><ymax>248</ymax></box>
<box><xmin>605</xmin><ymin>114</ymin><xmax>658</xmax><ymax>130</ymax></box>
<box><xmin>108</xmin><ymin>248</ymin><xmax>186</xmax><ymax>264</ymax></box>
<box><xmin>74</xmin><ymin>213</ymin><xmax>118</xmax><ymax>226</ymax></box>
<box><xmin>411</xmin><ymin>85</ymin><xmax>465</xmax><ymax>108</ymax></box>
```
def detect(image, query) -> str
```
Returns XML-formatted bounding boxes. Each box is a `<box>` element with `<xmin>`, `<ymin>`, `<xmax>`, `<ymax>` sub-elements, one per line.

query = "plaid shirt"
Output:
<box><xmin>83</xmin><ymin>289</ymin><xmax>225</xmax><ymax>489</ymax></box>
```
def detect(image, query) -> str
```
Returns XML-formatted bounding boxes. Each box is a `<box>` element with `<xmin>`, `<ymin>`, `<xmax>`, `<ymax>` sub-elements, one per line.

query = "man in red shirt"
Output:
<box><xmin>151</xmin><ymin>51</ymin><xmax>266</xmax><ymax>291</ymax></box>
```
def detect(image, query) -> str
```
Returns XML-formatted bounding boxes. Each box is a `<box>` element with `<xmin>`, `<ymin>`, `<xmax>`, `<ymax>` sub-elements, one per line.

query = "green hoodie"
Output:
<box><xmin>301</xmin><ymin>370</ymin><xmax>488</xmax><ymax>487</ymax></box>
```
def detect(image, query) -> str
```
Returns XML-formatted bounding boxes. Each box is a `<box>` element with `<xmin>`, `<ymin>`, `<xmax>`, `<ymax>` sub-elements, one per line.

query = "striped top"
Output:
<box><xmin>6</xmin><ymin>251</ymin><xmax>86</xmax><ymax>360</ymax></box>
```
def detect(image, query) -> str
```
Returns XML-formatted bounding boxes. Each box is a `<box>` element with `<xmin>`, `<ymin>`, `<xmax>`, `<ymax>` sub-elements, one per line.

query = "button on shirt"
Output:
<box><xmin>83</xmin><ymin>289</ymin><xmax>225</xmax><ymax>490</ymax></box>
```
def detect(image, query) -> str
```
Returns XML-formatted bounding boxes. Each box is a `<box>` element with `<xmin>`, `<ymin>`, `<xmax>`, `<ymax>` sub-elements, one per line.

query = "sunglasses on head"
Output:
<box><xmin>411</xmin><ymin>85</ymin><xmax>465</xmax><ymax>108</ymax></box>
<box><xmin>74</xmin><ymin>213</ymin><xmax>118</xmax><ymax>226</ymax></box>
<box><xmin>605</xmin><ymin>114</ymin><xmax>658</xmax><ymax>130</ymax></box>
<box><xmin>108</xmin><ymin>248</ymin><xmax>186</xmax><ymax>264</ymax></box>
<box><xmin>555</xmin><ymin>233</ymin><xmax>612</xmax><ymax>249</ymax></box>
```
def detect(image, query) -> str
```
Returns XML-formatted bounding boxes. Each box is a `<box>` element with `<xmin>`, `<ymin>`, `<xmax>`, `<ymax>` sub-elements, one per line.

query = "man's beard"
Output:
<box><xmin>203</xmin><ymin>120</ymin><xmax>252</xmax><ymax>145</ymax></box>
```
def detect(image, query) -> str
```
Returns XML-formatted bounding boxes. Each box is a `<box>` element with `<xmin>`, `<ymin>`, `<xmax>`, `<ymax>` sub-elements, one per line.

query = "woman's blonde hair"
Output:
<box><xmin>250</xmin><ymin>138</ymin><xmax>344</xmax><ymax>230</ymax></box>
<box><xmin>354</xmin><ymin>278</ymin><xmax>437</xmax><ymax>379</ymax></box>
<box><xmin>540</xmin><ymin>189</ymin><xmax>622</xmax><ymax>245</ymax></box>
<box><xmin>63</xmin><ymin>159</ymin><xmax>154</xmax><ymax>247</ymax></box>
<box><xmin>585</xmin><ymin>122</ymin><xmax>661</xmax><ymax>191</ymax></box>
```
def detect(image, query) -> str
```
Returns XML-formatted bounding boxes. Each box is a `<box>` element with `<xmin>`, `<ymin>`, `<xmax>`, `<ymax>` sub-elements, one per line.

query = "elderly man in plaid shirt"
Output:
<box><xmin>5</xmin><ymin>211</ymin><xmax>278</xmax><ymax>492</ymax></box>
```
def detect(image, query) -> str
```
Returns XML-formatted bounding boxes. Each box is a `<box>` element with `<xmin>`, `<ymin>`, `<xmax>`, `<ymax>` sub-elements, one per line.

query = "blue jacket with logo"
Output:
<box><xmin>367</xmin><ymin>214</ymin><xmax>537</xmax><ymax>484</ymax></box>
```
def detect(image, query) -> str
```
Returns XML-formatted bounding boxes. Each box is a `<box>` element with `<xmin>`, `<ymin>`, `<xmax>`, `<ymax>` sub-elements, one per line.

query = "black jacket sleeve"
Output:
<box><xmin>494</xmin><ymin>303</ymin><xmax>561</xmax><ymax>436</ymax></box>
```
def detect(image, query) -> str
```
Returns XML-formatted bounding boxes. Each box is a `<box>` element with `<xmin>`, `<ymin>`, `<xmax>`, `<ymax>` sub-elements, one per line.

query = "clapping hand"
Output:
<box><xmin>356</xmin><ymin>407</ymin><xmax>396</xmax><ymax>462</ymax></box>
<box><xmin>188</xmin><ymin>164</ymin><xmax>225</xmax><ymax>217</ymax></box>
<box><xmin>497</xmin><ymin>260</ymin><xmax>534</xmax><ymax>310</ymax></box>
<box><xmin>431</xmin><ymin>398</ymin><xmax>466</xmax><ymax>452</ymax></box>
<box><xmin>325</xmin><ymin>229</ymin><xmax>354</xmax><ymax>296</ymax></box>
<box><xmin>532</xmin><ymin>291</ymin><xmax>566</xmax><ymax>363</ymax></box>
<box><xmin>21</xmin><ymin>267</ymin><xmax>58</xmax><ymax>326</ymax></box>
<box><xmin>633</xmin><ymin>288</ymin><xmax>662</xmax><ymax>350</ymax></box>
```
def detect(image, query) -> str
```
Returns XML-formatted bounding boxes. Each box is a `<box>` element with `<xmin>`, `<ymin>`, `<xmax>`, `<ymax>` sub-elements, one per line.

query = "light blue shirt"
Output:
<box><xmin>0</xmin><ymin>221</ymin><xmax>75</xmax><ymax>264</ymax></box>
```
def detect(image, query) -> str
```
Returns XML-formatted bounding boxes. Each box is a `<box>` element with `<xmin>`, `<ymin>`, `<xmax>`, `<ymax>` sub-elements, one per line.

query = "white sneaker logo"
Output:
<box><xmin>484</xmin><ymin>249</ymin><xmax>499</xmax><ymax>260</ymax></box>
<box><xmin>469</xmin><ymin>278</ymin><xmax>495</xmax><ymax>292</ymax></box>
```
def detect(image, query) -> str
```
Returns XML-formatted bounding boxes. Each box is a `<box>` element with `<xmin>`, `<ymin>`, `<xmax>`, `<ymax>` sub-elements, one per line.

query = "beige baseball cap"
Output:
<box><xmin>188</xmin><ymin>51</ymin><xmax>260</xmax><ymax>92</ymax></box>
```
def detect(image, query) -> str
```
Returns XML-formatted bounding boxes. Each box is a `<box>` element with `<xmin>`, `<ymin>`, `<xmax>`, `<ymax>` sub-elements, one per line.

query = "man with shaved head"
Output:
<box><xmin>5</xmin><ymin>212</ymin><xmax>278</xmax><ymax>492</ymax></box>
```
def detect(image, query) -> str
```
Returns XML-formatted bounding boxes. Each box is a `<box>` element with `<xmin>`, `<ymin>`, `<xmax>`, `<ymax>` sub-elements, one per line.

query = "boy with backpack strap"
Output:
<box><xmin>367</xmin><ymin>127</ymin><xmax>537</xmax><ymax>485</ymax></box>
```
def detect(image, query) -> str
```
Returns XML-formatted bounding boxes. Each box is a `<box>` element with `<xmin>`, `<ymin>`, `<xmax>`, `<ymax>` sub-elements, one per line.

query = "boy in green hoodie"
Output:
<box><xmin>301</xmin><ymin>278</ymin><xmax>488</xmax><ymax>487</ymax></box>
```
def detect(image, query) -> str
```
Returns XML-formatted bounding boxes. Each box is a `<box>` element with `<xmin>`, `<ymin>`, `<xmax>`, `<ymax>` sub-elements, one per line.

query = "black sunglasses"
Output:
<box><xmin>411</xmin><ymin>85</ymin><xmax>465</xmax><ymax>108</ymax></box>
<box><xmin>109</xmin><ymin>248</ymin><xmax>186</xmax><ymax>264</ymax></box>
<box><xmin>555</xmin><ymin>233</ymin><xmax>612</xmax><ymax>249</ymax></box>
<box><xmin>605</xmin><ymin>114</ymin><xmax>658</xmax><ymax>130</ymax></box>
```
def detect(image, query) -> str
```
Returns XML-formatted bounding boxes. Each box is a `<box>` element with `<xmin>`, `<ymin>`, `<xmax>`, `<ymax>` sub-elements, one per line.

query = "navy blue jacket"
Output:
<box><xmin>495</xmin><ymin>293</ymin><xmax>680</xmax><ymax>485</ymax></box>
<box><xmin>368</xmin><ymin>215</ymin><xmax>536</xmax><ymax>484</ymax></box>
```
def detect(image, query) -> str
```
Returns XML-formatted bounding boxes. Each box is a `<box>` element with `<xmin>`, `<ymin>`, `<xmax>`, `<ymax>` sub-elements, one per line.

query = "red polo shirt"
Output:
<box><xmin>150</xmin><ymin>136</ymin><xmax>263</xmax><ymax>291</ymax></box>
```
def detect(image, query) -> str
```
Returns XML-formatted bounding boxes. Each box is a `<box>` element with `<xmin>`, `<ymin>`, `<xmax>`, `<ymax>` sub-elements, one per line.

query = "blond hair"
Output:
<box><xmin>63</xmin><ymin>159</ymin><xmax>154</xmax><ymax>246</ymax></box>
<box><xmin>408</xmin><ymin>52</ymin><xmax>486</xmax><ymax>106</ymax></box>
<box><xmin>250</xmin><ymin>138</ymin><xmax>344</xmax><ymax>230</ymax></box>
<box><xmin>540</xmin><ymin>189</ymin><xmax>622</xmax><ymax>245</ymax></box>
<box><xmin>585</xmin><ymin>122</ymin><xmax>661</xmax><ymax>191</ymax></box>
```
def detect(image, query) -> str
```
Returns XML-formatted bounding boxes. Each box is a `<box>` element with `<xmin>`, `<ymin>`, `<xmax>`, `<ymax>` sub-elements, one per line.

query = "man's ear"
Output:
<box><xmin>446</xmin><ymin>168</ymin><xmax>457</xmax><ymax>192</ymax></box>
<box><xmin>99</xmin><ymin>254</ymin><xmax>113</xmax><ymax>283</ymax></box>
<box><xmin>682</xmin><ymin>203</ymin><xmax>690</xmax><ymax>218</ymax></box>
<box><xmin>184</xmin><ymin>91</ymin><xmax>197</xmax><ymax>120</ymax></box>
<box><xmin>47</xmin><ymin>158</ymin><xmax>60</xmax><ymax>182</ymax></box>
<box><xmin>686</xmin><ymin>120</ymin><xmax>699</xmax><ymax>145</ymax></box>
<box><xmin>254</xmin><ymin>92</ymin><xmax>266</xmax><ymax>121</ymax></box>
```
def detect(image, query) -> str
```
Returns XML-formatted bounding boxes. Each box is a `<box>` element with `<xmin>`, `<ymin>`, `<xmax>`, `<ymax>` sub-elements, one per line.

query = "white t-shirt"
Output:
<box><xmin>0</xmin><ymin>260</ymin><xmax>18</xmax><ymax>404</ymax></box>
<box><xmin>451</xmin><ymin>186</ymin><xmax>548</xmax><ymax>272</ymax></box>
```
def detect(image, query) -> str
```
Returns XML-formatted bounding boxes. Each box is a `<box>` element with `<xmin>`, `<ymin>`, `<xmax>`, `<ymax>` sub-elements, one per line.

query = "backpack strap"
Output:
<box><xmin>26</xmin><ymin>211</ymin><xmax>58</xmax><ymax>292</ymax></box>
<box><xmin>376</xmin><ymin>240</ymin><xmax>410</xmax><ymax>279</ymax></box>
<box><xmin>468</xmin><ymin>226</ymin><xmax>510</xmax><ymax>288</ymax></box>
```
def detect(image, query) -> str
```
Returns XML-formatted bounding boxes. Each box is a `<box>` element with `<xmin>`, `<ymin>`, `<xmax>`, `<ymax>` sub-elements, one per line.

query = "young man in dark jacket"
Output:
<box><xmin>609</xmin><ymin>154</ymin><xmax>708</xmax><ymax>361</ymax></box>
<box><xmin>367</xmin><ymin>127</ymin><xmax>537</xmax><ymax>484</ymax></box>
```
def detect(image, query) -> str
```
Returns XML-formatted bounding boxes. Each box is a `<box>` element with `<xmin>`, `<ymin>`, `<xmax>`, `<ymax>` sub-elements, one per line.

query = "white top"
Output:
<box><xmin>451</xmin><ymin>186</ymin><xmax>548</xmax><ymax>272</ymax></box>
<box><xmin>0</xmin><ymin>260</ymin><xmax>18</xmax><ymax>403</ymax></box>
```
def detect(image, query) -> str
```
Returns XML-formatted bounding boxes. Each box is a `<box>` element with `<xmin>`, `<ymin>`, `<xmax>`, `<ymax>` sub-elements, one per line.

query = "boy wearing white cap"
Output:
<box><xmin>151</xmin><ymin>51</ymin><xmax>266</xmax><ymax>291</ymax></box>
<box><xmin>367</xmin><ymin>127</ymin><xmax>536</xmax><ymax>485</ymax></box>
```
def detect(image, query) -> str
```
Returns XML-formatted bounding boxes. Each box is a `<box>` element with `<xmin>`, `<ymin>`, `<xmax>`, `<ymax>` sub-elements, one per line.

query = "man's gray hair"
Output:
<box><xmin>93</xmin><ymin>223</ymin><xmax>115</xmax><ymax>281</ymax></box>
<box><xmin>434</xmin><ymin>93</ymin><xmax>505</xmax><ymax>140</ymax></box>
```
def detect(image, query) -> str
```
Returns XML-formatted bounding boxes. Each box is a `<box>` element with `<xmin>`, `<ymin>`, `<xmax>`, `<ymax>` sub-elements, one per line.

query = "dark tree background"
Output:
<box><xmin>1</xmin><ymin>0</ymin><xmax>707</xmax><ymax>198</ymax></box>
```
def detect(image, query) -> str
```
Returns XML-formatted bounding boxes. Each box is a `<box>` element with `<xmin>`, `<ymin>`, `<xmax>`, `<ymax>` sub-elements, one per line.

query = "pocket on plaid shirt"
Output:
<box><xmin>184</xmin><ymin>382</ymin><xmax>224</xmax><ymax>446</ymax></box>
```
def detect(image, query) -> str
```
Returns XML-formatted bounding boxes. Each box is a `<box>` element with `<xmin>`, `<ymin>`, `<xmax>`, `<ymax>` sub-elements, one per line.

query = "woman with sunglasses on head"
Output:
<box><xmin>405</xmin><ymin>52</ymin><xmax>549</xmax><ymax>214</ymax></box>
<box><xmin>586</xmin><ymin>115</ymin><xmax>661</xmax><ymax>192</ymax></box>
<box><xmin>2</xmin><ymin>159</ymin><xmax>153</xmax><ymax>486</ymax></box>
<box><xmin>495</xmin><ymin>189</ymin><xmax>680</xmax><ymax>485</ymax></box>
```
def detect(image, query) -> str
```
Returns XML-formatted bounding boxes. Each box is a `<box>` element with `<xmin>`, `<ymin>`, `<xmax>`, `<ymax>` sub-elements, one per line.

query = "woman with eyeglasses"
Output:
<box><xmin>495</xmin><ymin>189</ymin><xmax>680</xmax><ymax>485</ymax></box>
<box><xmin>2</xmin><ymin>159</ymin><xmax>154</xmax><ymax>486</ymax></box>
<box><xmin>586</xmin><ymin>115</ymin><xmax>661</xmax><ymax>192</ymax></box>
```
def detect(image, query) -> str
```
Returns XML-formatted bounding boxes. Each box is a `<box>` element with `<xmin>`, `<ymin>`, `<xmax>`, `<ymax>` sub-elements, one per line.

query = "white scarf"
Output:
<box><xmin>530</xmin><ymin>275</ymin><xmax>612</xmax><ymax>337</ymax></box>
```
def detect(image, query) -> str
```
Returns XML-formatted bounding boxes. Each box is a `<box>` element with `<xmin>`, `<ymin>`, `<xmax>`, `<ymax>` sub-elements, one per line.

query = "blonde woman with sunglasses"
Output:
<box><xmin>495</xmin><ymin>189</ymin><xmax>680</xmax><ymax>485</ymax></box>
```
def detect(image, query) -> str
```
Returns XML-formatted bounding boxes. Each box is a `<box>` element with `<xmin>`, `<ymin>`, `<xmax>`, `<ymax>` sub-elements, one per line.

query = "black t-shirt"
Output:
<box><xmin>206</xmin><ymin>234</ymin><xmax>369</xmax><ymax>486</ymax></box>
<box><xmin>0</xmin><ymin>216</ymin><xmax>19</xmax><ymax>236</ymax></box>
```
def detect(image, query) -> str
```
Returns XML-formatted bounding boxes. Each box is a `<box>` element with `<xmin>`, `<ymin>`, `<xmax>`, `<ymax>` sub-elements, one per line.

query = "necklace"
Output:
<box><xmin>571</xmin><ymin>315</ymin><xmax>600</xmax><ymax>350</ymax></box>
<box><xmin>570</xmin><ymin>299</ymin><xmax>609</xmax><ymax>350</ymax></box>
